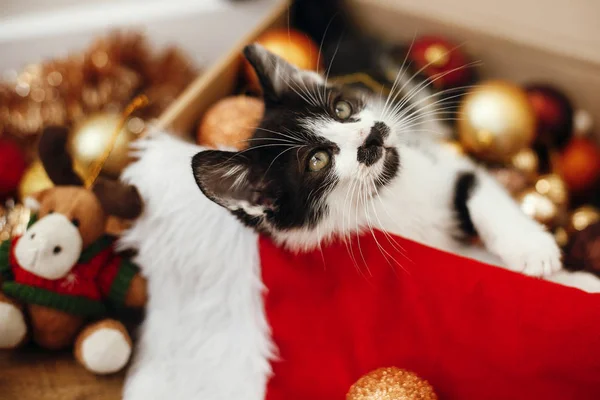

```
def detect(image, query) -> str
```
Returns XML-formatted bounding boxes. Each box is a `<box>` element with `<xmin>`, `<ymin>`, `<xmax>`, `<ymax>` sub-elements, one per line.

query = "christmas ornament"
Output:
<box><xmin>197</xmin><ymin>95</ymin><xmax>264</xmax><ymax>149</ymax></box>
<box><xmin>0</xmin><ymin>138</ymin><xmax>27</xmax><ymax>198</ymax></box>
<box><xmin>69</xmin><ymin>113</ymin><xmax>143</xmax><ymax>177</ymax></box>
<box><xmin>0</xmin><ymin>199</ymin><xmax>31</xmax><ymax>242</ymax></box>
<box><xmin>346</xmin><ymin>367</ymin><xmax>437</xmax><ymax>400</ymax></box>
<box><xmin>517</xmin><ymin>189</ymin><xmax>559</xmax><ymax>227</ymax></box>
<box><xmin>510</xmin><ymin>148</ymin><xmax>539</xmax><ymax>182</ymax></box>
<box><xmin>17</xmin><ymin>160</ymin><xmax>53</xmax><ymax>200</ymax></box>
<box><xmin>525</xmin><ymin>84</ymin><xmax>573</xmax><ymax>147</ymax></box>
<box><xmin>534</xmin><ymin>174</ymin><xmax>568</xmax><ymax>208</ymax></box>
<box><xmin>564</xmin><ymin>221</ymin><xmax>600</xmax><ymax>275</ymax></box>
<box><xmin>458</xmin><ymin>81</ymin><xmax>536</xmax><ymax>162</ymax></box>
<box><xmin>558</xmin><ymin>137</ymin><xmax>600</xmax><ymax>194</ymax></box>
<box><xmin>554</xmin><ymin>226</ymin><xmax>569</xmax><ymax>248</ymax></box>
<box><xmin>0</xmin><ymin>31</ymin><xmax>197</xmax><ymax>154</ymax></box>
<box><xmin>568</xmin><ymin>206</ymin><xmax>600</xmax><ymax>234</ymax></box>
<box><xmin>243</xmin><ymin>28</ymin><xmax>320</xmax><ymax>91</ymax></box>
<box><xmin>408</xmin><ymin>36</ymin><xmax>474</xmax><ymax>89</ymax></box>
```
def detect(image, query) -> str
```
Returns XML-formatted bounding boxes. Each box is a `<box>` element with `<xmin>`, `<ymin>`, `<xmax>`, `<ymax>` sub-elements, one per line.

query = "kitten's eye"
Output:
<box><xmin>308</xmin><ymin>151</ymin><xmax>331</xmax><ymax>172</ymax></box>
<box><xmin>334</xmin><ymin>100</ymin><xmax>352</xmax><ymax>120</ymax></box>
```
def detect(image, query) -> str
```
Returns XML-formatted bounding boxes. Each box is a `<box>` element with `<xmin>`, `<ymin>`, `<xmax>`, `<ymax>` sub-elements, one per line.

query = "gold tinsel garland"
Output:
<box><xmin>0</xmin><ymin>31</ymin><xmax>198</xmax><ymax>159</ymax></box>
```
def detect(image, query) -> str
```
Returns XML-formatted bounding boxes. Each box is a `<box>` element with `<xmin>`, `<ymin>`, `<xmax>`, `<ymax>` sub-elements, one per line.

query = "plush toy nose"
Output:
<box><xmin>14</xmin><ymin>213</ymin><xmax>83</xmax><ymax>280</ymax></box>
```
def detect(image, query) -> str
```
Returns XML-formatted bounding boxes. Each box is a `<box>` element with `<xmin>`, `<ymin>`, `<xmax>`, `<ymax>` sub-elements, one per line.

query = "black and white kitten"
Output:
<box><xmin>191</xmin><ymin>44</ymin><xmax>561</xmax><ymax>277</ymax></box>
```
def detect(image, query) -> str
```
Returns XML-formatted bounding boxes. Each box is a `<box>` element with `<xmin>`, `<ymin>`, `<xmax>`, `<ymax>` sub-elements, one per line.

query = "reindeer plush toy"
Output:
<box><xmin>0</xmin><ymin>126</ymin><xmax>146</xmax><ymax>374</ymax></box>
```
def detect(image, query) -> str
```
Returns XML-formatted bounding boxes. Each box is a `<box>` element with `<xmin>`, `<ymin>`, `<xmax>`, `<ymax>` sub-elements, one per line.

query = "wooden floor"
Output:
<box><xmin>0</xmin><ymin>346</ymin><xmax>124</xmax><ymax>400</ymax></box>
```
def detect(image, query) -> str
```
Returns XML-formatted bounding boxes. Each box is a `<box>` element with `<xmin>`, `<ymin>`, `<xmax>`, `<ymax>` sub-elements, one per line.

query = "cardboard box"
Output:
<box><xmin>157</xmin><ymin>0</ymin><xmax>600</xmax><ymax>138</ymax></box>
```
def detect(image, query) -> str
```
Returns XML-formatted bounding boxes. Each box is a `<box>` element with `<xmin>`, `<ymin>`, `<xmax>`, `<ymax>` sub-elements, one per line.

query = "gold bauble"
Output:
<box><xmin>568</xmin><ymin>206</ymin><xmax>600</xmax><ymax>234</ymax></box>
<box><xmin>511</xmin><ymin>148</ymin><xmax>539</xmax><ymax>181</ymax></box>
<box><xmin>534</xmin><ymin>174</ymin><xmax>568</xmax><ymax>208</ymax></box>
<box><xmin>554</xmin><ymin>226</ymin><xmax>569</xmax><ymax>248</ymax></box>
<box><xmin>347</xmin><ymin>367</ymin><xmax>437</xmax><ymax>400</ymax></box>
<box><xmin>69</xmin><ymin>113</ymin><xmax>143</xmax><ymax>177</ymax></box>
<box><xmin>18</xmin><ymin>159</ymin><xmax>87</xmax><ymax>200</ymax></box>
<box><xmin>0</xmin><ymin>200</ymin><xmax>32</xmax><ymax>241</ymax></box>
<box><xmin>18</xmin><ymin>160</ymin><xmax>53</xmax><ymax>200</ymax></box>
<box><xmin>517</xmin><ymin>189</ymin><xmax>559</xmax><ymax>227</ymax></box>
<box><xmin>458</xmin><ymin>81</ymin><xmax>536</xmax><ymax>162</ymax></box>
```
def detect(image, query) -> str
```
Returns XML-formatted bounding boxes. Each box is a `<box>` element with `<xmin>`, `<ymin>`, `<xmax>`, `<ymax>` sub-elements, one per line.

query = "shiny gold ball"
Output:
<box><xmin>511</xmin><ymin>148</ymin><xmax>539</xmax><ymax>181</ymax></box>
<box><xmin>347</xmin><ymin>367</ymin><xmax>438</xmax><ymax>400</ymax></box>
<box><xmin>458</xmin><ymin>81</ymin><xmax>536</xmax><ymax>162</ymax></box>
<box><xmin>18</xmin><ymin>160</ymin><xmax>53</xmax><ymax>200</ymax></box>
<box><xmin>517</xmin><ymin>189</ymin><xmax>559</xmax><ymax>227</ymax></box>
<box><xmin>69</xmin><ymin>113</ymin><xmax>142</xmax><ymax>178</ymax></box>
<box><xmin>554</xmin><ymin>226</ymin><xmax>569</xmax><ymax>248</ymax></box>
<box><xmin>534</xmin><ymin>174</ymin><xmax>568</xmax><ymax>208</ymax></box>
<box><xmin>568</xmin><ymin>205</ymin><xmax>600</xmax><ymax>234</ymax></box>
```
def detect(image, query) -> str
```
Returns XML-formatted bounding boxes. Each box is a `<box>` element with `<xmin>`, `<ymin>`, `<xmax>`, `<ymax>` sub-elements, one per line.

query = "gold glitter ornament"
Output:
<box><xmin>0</xmin><ymin>199</ymin><xmax>32</xmax><ymax>241</ymax></box>
<box><xmin>517</xmin><ymin>189</ymin><xmax>559</xmax><ymax>227</ymax></box>
<box><xmin>347</xmin><ymin>367</ymin><xmax>438</xmax><ymax>400</ymax></box>
<box><xmin>534</xmin><ymin>174</ymin><xmax>568</xmax><ymax>208</ymax></box>
<box><xmin>554</xmin><ymin>226</ymin><xmax>569</xmax><ymax>248</ymax></box>
<box><xmin>458</xmin><ymin>81</ymin><xmax>536</xmax><ymax>162</ymax></box>
<box><xmin>568</xmin><ymin>206</ymin><xmax>600</xmax><ymax>234</ymax></box>
<box><xmin>511</xmin><ymin>148</ymin><xmax>539</xmax><ymax>181</ymax></box>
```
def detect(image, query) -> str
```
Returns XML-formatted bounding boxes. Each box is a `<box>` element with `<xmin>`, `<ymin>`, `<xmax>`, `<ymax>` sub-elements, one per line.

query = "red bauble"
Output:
<box><xmin>559</xmin><ymin>137</ymin><xmax>600</xmax><ymax>194</ymax></box>
<box><xmin>408</xmin><ymin>36</ymin><xmax>474</xmax><ymax>89</ymax></box>
<box><xmin>525</xmin><ymin>84</ymin><xmax>573</xmax><ymax>147</ymax></box>
<box><xmin>0</xmin><ymin>138</ymin><xmax>27</xmax><ymax>199</ymax></box>
<box><xmin>243</xmin><ymin>28</ymin><xmax>321</xmax><ymax>91</ymax></box>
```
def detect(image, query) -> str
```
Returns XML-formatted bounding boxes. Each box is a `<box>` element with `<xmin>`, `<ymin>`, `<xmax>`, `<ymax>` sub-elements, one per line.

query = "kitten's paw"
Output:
<box><xmin>498</xmin><ymin>230</ymin><xmax>562</xmax><ymax>277</ymax></box>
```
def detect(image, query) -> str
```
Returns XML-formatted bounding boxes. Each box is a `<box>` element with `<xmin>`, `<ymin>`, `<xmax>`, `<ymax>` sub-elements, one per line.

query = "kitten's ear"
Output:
<box><xmin>243</xmin><ymin>43</ymin><xmax>322</xmax><ymax>102</ymax></box>
<box><xmin>192</xmin><ymin>150</ymin><xmax>272</xmax><ymax>213</ymax></box>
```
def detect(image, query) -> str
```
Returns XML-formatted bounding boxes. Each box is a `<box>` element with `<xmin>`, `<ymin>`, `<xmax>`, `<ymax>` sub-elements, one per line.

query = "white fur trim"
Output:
<box><xmin>0</xmin><ymin>302</ymin><xmax>27</xmax><ymax>348</ymax></box>
<box><xmin>14</xmin><ymin>213</ymin><xmax>82</xmax><ymax>280</ymax></box>
<box><xmin>80</xmin><ymin>327</ymin><xmax>132</xmax><ymax>374</ymax></box>
<box><xmin>120</xmin><ymin>134</ymin><xmax>273</xmax><ymax>400</ymax></box>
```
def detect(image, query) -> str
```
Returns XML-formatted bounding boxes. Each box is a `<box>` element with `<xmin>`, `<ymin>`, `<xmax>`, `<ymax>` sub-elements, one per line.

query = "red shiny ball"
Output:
<box><xmin>525</xmin><ymin>84</ymin><xmax>573</xmax><ymax>147</ymax></box>
<box><xmin>559</xmin><ymin>137</ymin><xmax>600</xmax><ymax>194</ymax></box>
<box><xmin>0</xmin><ymin>138</ymin><xmax>27</xmax><ymax>199</ymax></box>
<box><xmin>408</xmin><ymin>36</ymin><xmax>474</xmax><ymax>89</ymax></box>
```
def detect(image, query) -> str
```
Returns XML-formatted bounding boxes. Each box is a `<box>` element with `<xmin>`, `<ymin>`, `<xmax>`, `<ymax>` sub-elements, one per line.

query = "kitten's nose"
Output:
<box><xmin>357</xmin><ymin>122</ymin><xmax>389</xmax><ymax>166</ymax></box>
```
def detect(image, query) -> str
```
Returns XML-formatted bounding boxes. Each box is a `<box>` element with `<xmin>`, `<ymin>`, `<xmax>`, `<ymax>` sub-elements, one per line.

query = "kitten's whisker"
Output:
<box><xmin>343</xmin><ymin>177</ymin><xmax>363</xmax><ymax>275</ymax></box>
<box><xmin>389</xmin><ymin>86</ymin><xmax>477</xmax><ymax>126</ymax></box>
<box><xmin>385</xmin><ymin>63</ymin><xmax>480</xmax><ymax>121</ymax></box>
<box><xmin>252</xmin><ymin>126</ymin><xmax>305</xmax><ymax>143</ymax></box>
<box><xmin>355</xmin><ymin>180</ymin><xmax>372</xmax><ymax>276</ymax></box>
<box><xmin>368</xmin><ymin>178</ymin><xmax>413</xmax><ymax>268</ymax></box>
<box><xmin>322</xmin><ymin>35</ymin><xmax>343</xmax><ymax>103</ymax></box>
<box><xmin>361</xmin><ymin>180</ymin><xmax>398</xmax><ymax>271</ymax></box>
<box><xmin>380</xmin><ymin>32</ymin><xmax>418</xmax><ymax>120</ymax></box>
<box><xmin>262</xmin><ymin>145</ymin><xmax>306</xmax><ymax>180</ymax></box>
<box><xmin>381</xmin><ymin>42</ymin><xmax>476</xmax><ymax>120</ymax></box>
